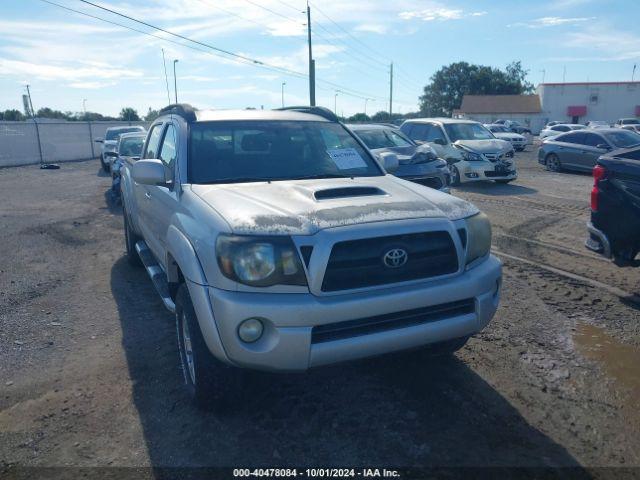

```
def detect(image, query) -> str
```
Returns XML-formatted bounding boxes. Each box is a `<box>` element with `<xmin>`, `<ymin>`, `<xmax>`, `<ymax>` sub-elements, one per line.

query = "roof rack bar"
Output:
<box><xmin>159</xmin><ymin>103</ymin><xmax>197</xmax><ymax>122</ymax></box>
<box><xmin>274</xmin><ymin>106</ymin><xmax>339</xmax><ymax>122</ymax></box>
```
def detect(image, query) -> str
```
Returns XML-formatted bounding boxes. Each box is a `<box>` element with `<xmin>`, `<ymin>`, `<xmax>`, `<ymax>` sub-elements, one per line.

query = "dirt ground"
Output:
<box><xmin>1</xmin><ymin>146</ymin><xmax>639</xmax><ymax>478</ymax></box>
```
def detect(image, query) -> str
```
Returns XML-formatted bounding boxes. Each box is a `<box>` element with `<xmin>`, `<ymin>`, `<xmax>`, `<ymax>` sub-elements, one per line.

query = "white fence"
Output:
<box><xmin>0</xmin><ymin>121</ymin><xmax>149</xmax><ymax>168</ymax></box>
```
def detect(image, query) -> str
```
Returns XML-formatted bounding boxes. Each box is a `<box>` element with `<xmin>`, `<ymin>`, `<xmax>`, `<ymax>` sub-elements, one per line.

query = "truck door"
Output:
<box><xmin>146</xmin><ymin>123</ymin><xmax>179</xmax><ymax>267</ymax></box>
<box><xmin>135</xmin><ymin>122</ymin><xmax>164</xmax><ymax>250</ymax></box>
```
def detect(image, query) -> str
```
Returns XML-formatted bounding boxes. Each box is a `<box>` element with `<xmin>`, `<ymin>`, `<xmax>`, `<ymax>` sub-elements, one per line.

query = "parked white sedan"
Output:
<box><xmin>539</xmin><ymin>124</ymin><xmax>586</xmax><ymax>140</ymax></box>
<box><xmin>485</xmin><ymin>124</ymin><xmax>528</xmax><ymax>151</ymax></box>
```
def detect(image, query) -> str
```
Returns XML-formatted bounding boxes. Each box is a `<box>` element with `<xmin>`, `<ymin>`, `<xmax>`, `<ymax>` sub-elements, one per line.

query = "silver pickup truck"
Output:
<box><xmin>121</xmin><ymin>104</ymin><xmax>502</xmax><ymax>409</ymax></box>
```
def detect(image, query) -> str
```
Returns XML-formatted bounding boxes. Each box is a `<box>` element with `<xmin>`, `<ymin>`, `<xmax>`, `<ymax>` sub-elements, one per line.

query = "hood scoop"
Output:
<box><xmin>313</xmin><ymin>186</ymin><xmax>386</xmax><ymax>201</ymax></box>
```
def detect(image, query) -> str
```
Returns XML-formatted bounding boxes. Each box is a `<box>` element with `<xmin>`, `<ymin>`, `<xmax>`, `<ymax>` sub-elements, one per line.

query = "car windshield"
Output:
<box><xmin>623</xmin><ymin>119</ymin><xmax>640</xmax><ymax>125</ymax></box>
<box><xmin>570</xmin><ymin>125</ymin><xmax>586</xmax><ymax>130</ymax></box>
<box><xmin>603</xmin><ymin>130</ymin><xmax>640</xmax><ymax>148</ymax></box>
<box><xmin>189</xmin><ymin>121</ymin><xmax>383</xmax><ymax>184</ymax></box>
<box><xmin>444</xmin><ymin>123</ymin><xmax>494</xmax><ymax>141</ymax></box>
<box><xmin>355</xmin><ymin>128</ymin><xmax>413</xmax><ymax>149</ymax></box>
<box><xmin>489</xmin><ymin>126</ymin><xmax>508</xmax><ymax>133</ymax></box>
<box><xmin>118</xmin><ymin>137</ymin><xmax>144</xmax><ymax>156</ymax></box>
<box><xmin>106</xmin><ymin>127</ymin><xmax>142</xmax><ymax>141</ymax></box>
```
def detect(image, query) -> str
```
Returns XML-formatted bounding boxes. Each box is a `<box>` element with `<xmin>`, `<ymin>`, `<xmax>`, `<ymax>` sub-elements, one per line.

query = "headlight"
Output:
<box><xmin>464</xmin><ymin>212</ymin><xmax>492</xmax><ymax>266</ymax></box>
<box><xmin>462</xmin><ymin>150</ymin><xmax>483</xmax><ymax>162</ymax></box>
<box><xmin>216</xmin><ymin>234</ymin><xmax>307</xmax><ymax>287</ymax></box>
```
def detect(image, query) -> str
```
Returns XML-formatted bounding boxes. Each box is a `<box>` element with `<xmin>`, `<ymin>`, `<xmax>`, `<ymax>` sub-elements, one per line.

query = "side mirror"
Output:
<box><xmin>132</xmin><ymin>159</ymin><xmax>167</xmax><ymax>186</ymax></box>
<box><xmin>596</xmin><ymin>144</ymin><xmax>611</xmax><ymax>151</ymax></box>
<box><xmin>95</xmin><ymin>138</ymin><xmax>104</xmax><ymax>143</ymax></box>
<box><xmin>433</xmin><ymin>138</ymin><xmax>446</xmax><ymax>146</ymax></box>
<box><xmin>379</xmin><ymin>152</ymin><xmax>399</xmax><ymax>173</ymax></box>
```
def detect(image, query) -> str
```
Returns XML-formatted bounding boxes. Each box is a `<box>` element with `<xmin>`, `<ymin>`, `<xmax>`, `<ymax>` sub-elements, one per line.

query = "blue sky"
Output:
<box><xmin>0</xmin><ymin>0</ymin><xmax>639</xmax><ymax>117</ymax></box>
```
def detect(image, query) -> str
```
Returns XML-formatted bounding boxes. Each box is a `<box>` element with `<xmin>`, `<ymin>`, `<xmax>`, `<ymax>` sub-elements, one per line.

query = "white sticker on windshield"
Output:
<box><xmin>327</xmin><ymin>148</ymin><xmax>367</xmax><ymax>170</ymax></box>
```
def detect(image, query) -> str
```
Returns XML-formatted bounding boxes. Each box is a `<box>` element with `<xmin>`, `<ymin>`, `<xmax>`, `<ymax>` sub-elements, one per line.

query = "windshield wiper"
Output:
<box><xmin>291</xmin><ymin>173</ymin><xmax>356</xmax><ymax>180</ymax></box>
<box><xmin>200</xmin><ymin>177</ymin><xmax>276</xmax><ymax>184</ymax></box>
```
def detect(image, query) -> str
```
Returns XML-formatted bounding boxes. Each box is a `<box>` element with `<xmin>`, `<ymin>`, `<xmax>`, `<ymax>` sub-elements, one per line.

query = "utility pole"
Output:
<box><xmin>334</xmin><ymin>91</ymin><xmax>339</xmax><ymax>115</ymax></box>
<box><xmin>364</xmin><ymin>98</ymin><xmax>370</xmax><ymax>115</ymax></box>
<box><xmin>25</xmin><ymin>84</ymin><xmax>44</xmax><ymax>166</ymax></box>
<box><xmin>633</xmin><ymin>64</ymin><xmax>637</xmax><ymax>82</ymax></box>
<box><xmin>281</xmin><ymin>82</ymin><xmax>286</xmax><ymax>107</ymax></box>
<box><xmin>173</xmin><ymin>59</ymin><xmax>179</xmax><ymax>104</ymax></box>
<box><xmin>540</xmin><ymin>69</ymin><xmax>546</xmax><ymax>84</ymax></box>
<box><xmin>307</xmin><ymin>3</ymin><xmax>315</xmax><ymax>106</ymax></box>
<box><xmin>389</xmin><ymin>62</ymin><xmax>394</xmax><ymax>120</ymax></box>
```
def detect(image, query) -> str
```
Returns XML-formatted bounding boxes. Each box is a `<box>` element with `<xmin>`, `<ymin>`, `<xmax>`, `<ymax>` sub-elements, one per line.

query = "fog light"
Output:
<box><xmin>465</xmin><ymin>172</ymin><xmax>479</xmax><ymax>178</ymax></box>
<box><xmin>238</xmin><ymin>318</ymin><xmax>264</xmax><ymax>343</ymax></box>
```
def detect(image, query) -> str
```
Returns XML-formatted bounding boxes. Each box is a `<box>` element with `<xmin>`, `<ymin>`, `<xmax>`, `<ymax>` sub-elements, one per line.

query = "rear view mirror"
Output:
<box><xmin>433</xmin><ymin>138</ymin><xmax>446</xmax><ymax>146</ymax></box>
<box><xmin>132</xmin><ymin>159</ymin><xmax>167</xmax><ymax>186</ymax></box>
<box><xmin>379</xmin><ymin>152</ymin><xmax>399</xmax><ymax>173</ymax></box>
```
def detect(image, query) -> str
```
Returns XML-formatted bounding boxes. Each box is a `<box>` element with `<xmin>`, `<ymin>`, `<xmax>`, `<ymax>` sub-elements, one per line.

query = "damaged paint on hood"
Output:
<box><xmin>191</xmin><ymin>175</ymin><xmax>479</xmax><ymax>235</ymax></box>
<box><xmin>454</xmin><ymin>139</ymin><xmax>513</xmax><ymax>154</ymax></box>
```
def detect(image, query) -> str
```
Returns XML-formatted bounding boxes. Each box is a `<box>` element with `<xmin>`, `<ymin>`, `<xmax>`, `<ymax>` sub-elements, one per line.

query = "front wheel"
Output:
<box><xmin>176</xmin><ymin>284</ymin><xmax>241</xmax><ymax>410</ymax></box>
<box><xmin>100</xmin><ymin>156</ymin><xmax>110</xmax><ymax>173</ymax></box>
<box><xmin>123</xmin><ymin>211</ymin><xmax>142</xmax><ymax>267</ymax></box>
<box><xmin>545</xmin><ymin>153</ymin><xmax>561</xmax><ymax>172</ymax></box>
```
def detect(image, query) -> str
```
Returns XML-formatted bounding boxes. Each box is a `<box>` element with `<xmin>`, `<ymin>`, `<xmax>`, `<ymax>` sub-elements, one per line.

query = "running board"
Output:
<box><xmin>135</xmin><ymin>241</ymin><xmax>176</xmax><ymax>313</ymax></box>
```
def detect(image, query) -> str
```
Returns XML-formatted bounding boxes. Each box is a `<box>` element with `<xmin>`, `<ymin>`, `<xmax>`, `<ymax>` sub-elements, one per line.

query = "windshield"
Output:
<box><xmin>489</xmin><ymin>126</ymin><xmax>508</xmax><ymax>133</ymax></box>
<box><xmin>603</xmin><ymin>130</ymin><xmax>640</xmax><ymax>148</ymax></box>
<box><xmin>570</xmin><ymin>125</ymin><xmax>586</xmax><ymax>130</ymax></box>
<box><xmin>623</xmin><ymin>119</ymin><xmax>640</xmax><ymax>125</ymax></box>
<box><xmin>444</xmin><ymin>123</ymin><xmax>494</xmax><ymax>141</ymax></box>
<box><xmin>106</xmin><ymin>127</ymin><xmax>143</xmax><ymax>141</ymax></box>
<box><xmin>355</xmin><ymin>128</ymin><xmax>413</xmax><ymax>149</ymax></box>
<box><xmin>118</xmin><ymin>137</ymin><xmax>144</xmax><ymax>156</ymax></box>
<box><xmin>189</xmin><ymin>121</ymin><xmax>383</xmax><ymax>184</ymax></box>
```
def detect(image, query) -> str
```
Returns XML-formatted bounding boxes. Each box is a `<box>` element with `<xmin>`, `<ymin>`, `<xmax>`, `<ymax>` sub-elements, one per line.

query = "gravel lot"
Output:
<box><xmin>1</xmin><ymin>146</ymin><xmax>639</xmax><ymax>477</ymax></box>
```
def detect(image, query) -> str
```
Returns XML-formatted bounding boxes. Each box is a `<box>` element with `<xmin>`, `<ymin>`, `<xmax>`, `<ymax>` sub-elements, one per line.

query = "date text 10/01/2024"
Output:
<box><xmin>233</xmin><ymin>469</ymin><xmax>401</xmax><ymax>478</ymax></box>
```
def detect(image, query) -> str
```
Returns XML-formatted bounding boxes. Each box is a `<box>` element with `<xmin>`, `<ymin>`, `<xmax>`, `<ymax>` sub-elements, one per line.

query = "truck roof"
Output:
<box><xmin>157</xmin><ymin>104</ymin><xmax>335</xmax><ymax>123</ymax></box>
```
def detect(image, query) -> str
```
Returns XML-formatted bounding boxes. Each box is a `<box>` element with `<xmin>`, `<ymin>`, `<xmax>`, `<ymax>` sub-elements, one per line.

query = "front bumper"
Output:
<box><xmin>459</xmin><ymin>161</ymin><xmax>517</xmax><ymax>183</ymax></box>
<box><xmin>396</xmin><ymin>162</ymin><xmax>450</xmax><ymax>192</ymax></box>
<box><xmin>195</xmin><ymin>255</ymin><xmax>502</xmax><ymax>372</ymax></box>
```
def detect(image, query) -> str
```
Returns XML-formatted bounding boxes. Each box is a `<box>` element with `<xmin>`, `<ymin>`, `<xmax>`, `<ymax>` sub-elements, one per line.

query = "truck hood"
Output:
<box><xmin>454</xmin><ymin>139</ymin><xmax>513</xmax><ymax>154</ymax></box>
<box><xmin>191</xmin><ymin>176</ymin><xmax>478</xmax><ymax>235</ymax></box>
<box><xmin>492</xmin><ymin>132</ymin><xmax>525</xmax><ymax>141</ymax></box>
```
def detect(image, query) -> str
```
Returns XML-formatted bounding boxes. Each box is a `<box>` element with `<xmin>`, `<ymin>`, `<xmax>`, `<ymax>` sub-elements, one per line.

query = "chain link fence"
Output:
<box><xmin>0</xmin><ymin>121</ymin><xmax>149</xmax><ymax>168</ymax></box>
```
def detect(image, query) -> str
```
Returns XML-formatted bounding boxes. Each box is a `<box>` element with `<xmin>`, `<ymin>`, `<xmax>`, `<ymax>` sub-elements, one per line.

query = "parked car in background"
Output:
<box><xmin>400</xmin><ymin>118</ymin><xmax>516</xmax><ymax>185</ymax></box>
<box><xmin>539</xmin><ymin>124</ymin><xmax>586</xmax><ymax>140</ymax></box>
<box><xmin>95</xmin><ymin>125</ymin><xmax>146</xmax><ymax>172</ymax></box>
<box><xmin>544</xmin><ymin>121</ymin><xmax>563</xmax><ymax>128</ymax></box>
<box><xmin>586</xmin><ymin>121</ymin><xmax>610</xmax><ymax>129</ymax></box>
<box><xmin>120</xmin><ymin>104</ymin><xmax>502</xmax><ymax>408</ymax></box>
<box><xmin>614</xmin><ymin>118</ymin><xmax>640</xmax><ymax>128</ymax></box>
<box><xmin>538</xmin><ymin>128</ymin><xmax>640</xmax><ymax>173</ymax></box>
<box><xmin>621</xmin><ymin>124</ymin><xmax>640</xmax><ymax>134</ymax></box>
<box><xmin>348</xmin><ymin>124</ymin><xmax>451</xmax><ymax>192</ymax></box>
<box><xmin>586</xmin><ymin>145</ymin><xmax>640</xmax><ymax>266</ymax></box>
<box><xmin>485</xmin><ymin>124</ymin><xmax>527</xmax><ymax>151</ymax></box>
<box><xmin>111</xmin><ymin>131</ymin><xmax>146</xmax><ymax>199</ymax></box>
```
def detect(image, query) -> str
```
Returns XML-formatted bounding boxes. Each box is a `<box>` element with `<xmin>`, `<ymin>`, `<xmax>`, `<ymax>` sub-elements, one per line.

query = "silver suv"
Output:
<box><xmin>121</xmin><ymin>104</ymin><xmax>502</xmax><ymax>409</ymax></box>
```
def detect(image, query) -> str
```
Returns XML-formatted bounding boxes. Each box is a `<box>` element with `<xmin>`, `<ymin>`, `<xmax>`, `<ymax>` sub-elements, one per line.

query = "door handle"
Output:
<box><xmin>145</xmin><ymin>191</ymin><xmax>151</xmax><ymax>200</ymax></box>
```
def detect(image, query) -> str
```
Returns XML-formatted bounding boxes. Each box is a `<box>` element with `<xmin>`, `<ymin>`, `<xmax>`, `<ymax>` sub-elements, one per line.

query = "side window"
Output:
<box><xmin>558</xmin><ymin>132</ymin><xmax>585</xmax><ymax>144</ymax></box>
<box><xmin>425</xmin><ymin>125</ymin><xmax>447</xmax><ymax>143</ymax></box>
<box><xmin>144</xmin><ymin>124</ymin><xmax>163</xmax><ymax>159</ymax></box>
<box><xmin>159</xmin><ymin>124</ymin><xmax>178</xmax><ymax>167</ymax></box>
<box><xmin>408</xmin><ymin>124</ymin><xmax>432</xmax><ymax>141</ymax></box>
<box><xmin>583</xmin><ymin>133</ymin><xmax>604</xmax><ymax>148</ymax></box>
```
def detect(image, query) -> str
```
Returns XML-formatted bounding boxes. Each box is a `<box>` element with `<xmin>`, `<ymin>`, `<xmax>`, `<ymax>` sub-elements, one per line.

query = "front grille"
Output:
<box><xmin>484</xmin><ymin>152</ymin><xmax>500</xmax><ymax>161</ymax></box>
<box><xmin>321</xmin><ymin>231</ymin><xmax>458</xmax><ymax>292</ymax></box>
<box><xmin>409</xmin><ymin>176</ymin><xmax>443</xmax><ymax>190</ymax></box>
<box><xmin>311</xmin><ymin>298</ymin><xmax>475</xmax><ymax>343</ymax></box>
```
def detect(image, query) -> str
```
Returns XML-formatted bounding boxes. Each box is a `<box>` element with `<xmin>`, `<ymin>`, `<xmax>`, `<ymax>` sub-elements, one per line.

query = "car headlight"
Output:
<box><xmin>216</xmin><ymin>234</ymin><xmax>307</xmax><ymax>287</ymax></box>
<box><xmin>464</xmin><ymin>212</ymin><xmax>492</xmax><ymax>266</ymax></box>
<box><xmin>455</xmin><ymin>147</ymin><xmax>483</xmax><ymax>162</ymax></box>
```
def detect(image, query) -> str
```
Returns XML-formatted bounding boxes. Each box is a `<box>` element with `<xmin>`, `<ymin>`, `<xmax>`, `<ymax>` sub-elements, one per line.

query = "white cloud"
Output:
<box><xmin>509</xmin><ymin>16</ymin><xmax>595</xmax><ymax>28</ymax></box>
<box><xmin>550</xmin><ymin>26</ymin><xmax>640</xmax><ymax>61</ymax></box>
<box><xmin>68</xmin><ymin>81</ymin><xmax>117</xmax><ymax>89</ymax></box>
<box><xmin>0</xmin><ymin>58</ymin><xmax>144</xmax><ymax>81</ymax></box>
<box><xmin>354</xmin><ymin>24</ymin><xmax>389</xmax><ymax>34</ymax></box>
<box><xmin>399</xmin><ymin>6</ymin><xmax>487</xmax><ymax>22</ymax></box>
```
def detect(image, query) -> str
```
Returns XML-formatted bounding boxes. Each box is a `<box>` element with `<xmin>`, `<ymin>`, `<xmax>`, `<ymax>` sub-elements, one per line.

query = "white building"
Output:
<box><xmin>537</xmin><ymin>81</ymin><xmax>640</xmax><ymax>125</ymax></box>
<box><xmin>455</xmin><ymin>82</ymin><xmax>640</xmax><ymax>134</ymax></box>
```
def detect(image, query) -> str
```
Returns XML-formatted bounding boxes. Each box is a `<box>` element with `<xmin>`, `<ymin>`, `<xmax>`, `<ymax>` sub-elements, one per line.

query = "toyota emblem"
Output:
<box><xmin>383</xmin><ymin>248</ymin><xmax>408</xmax><ymax>268</ymax></box>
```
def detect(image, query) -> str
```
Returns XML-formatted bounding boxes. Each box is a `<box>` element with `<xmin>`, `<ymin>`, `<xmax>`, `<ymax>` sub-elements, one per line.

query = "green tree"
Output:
<box><xmin>371</xmin><ymin>111</ymin><xmax>390</xmax><ymax>122</ymax></box>
<box><xmin>36</xmin><ymin>107</ymin><xmax>71</xmax><ymax>120</ymax></box>
<box><xmin>144</xmin><ymin>108</ymin><xmax>160</xmax><ymax>122</ymax></box>
<box><xmin>419</xmin><ymin>61</ymin><xmax>533</xmax><ymax>117</ymax></box>
<box><xmin>1</xmin><ymin>109</ymin><xmax>25</xmax><ymax>121</ymax></box>
<box><xmin>119</xmin><ymin>107</ymin><xmax>140</xmax><ymax>121</ymax></box>
<box><xmin>347</xmin><ymin>112</ymin><xmax>371</xmax><ymax>123</ymax></box>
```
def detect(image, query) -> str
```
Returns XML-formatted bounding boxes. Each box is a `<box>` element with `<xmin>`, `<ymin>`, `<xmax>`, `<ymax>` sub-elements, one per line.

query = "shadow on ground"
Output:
<box><xmin>453</xmin><ymin>182</ymin><xmax>537</xmax><ymax>196</ymax></box>
<box><xmin>110</xmin><ymin>256</ymin><xmax>589</xmax><ymax>474</ymax></box>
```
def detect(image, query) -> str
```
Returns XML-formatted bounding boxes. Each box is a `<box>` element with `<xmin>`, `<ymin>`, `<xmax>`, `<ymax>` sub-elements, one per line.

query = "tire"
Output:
<box><xmin>123</xmin><ymin>211</ymin><xmax>142</xmax><ymax>267</ymax></box>
<box><xmin>175</xmin><ymin>284</ymin><xmax>240</xmax><ymax>411</ymax></box>
<box><xmin>495</xmin><ymin>179</ymin><xmax>514</xmax><ymax>184</ymax></box>
<box><xmin>100</xmin><ymin>156</ymin><xmax>110</xmax><ymax>173</ymax></box>
<box><xmin>545</xmin><ymin>153</ymin><xmax>561</xmax><ymax>172</ymax></box>
<box><xmin>450</xmin><ymin>165</ymin><xmax>461</xmax><ymax>186</ymax></box>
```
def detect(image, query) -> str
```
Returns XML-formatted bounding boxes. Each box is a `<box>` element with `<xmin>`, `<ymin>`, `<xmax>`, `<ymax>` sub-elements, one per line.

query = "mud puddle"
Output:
<box><xmin>574</xmin><ymin>323</ymin><xmax>640</xmax><ymax>412</ymax></box>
